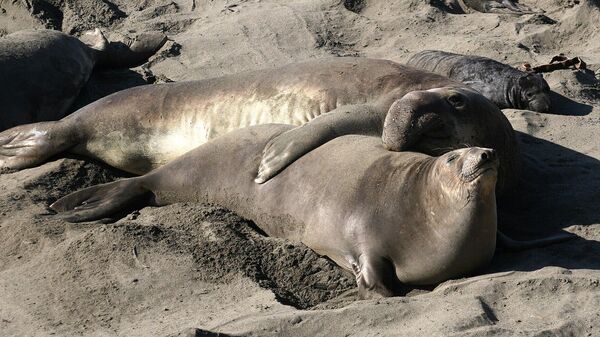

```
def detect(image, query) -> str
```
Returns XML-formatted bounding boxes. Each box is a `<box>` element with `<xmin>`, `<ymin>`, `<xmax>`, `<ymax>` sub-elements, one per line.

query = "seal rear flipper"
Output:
<box><xmin>496</xmin><ymin>230</ymin><xmax>576</xmax><ymax>251</ymax></box>
<box><xmin>50</xmin><ymin>178</ymin><xmax>151</xmax><ymax>223</ymax></box>
<box><xmin>97</xmin><ymin>32</ymin><xmax>168</xmax><ymax>69</ymax></box>
<box><xmin>0</xmin><ymin>121</ymin><xmax>75</xmax><ymax>171</ymax></box>
<box><xmin>79</xmin><ymin>28</ymin><xmax>109</xmax><ymax>52</ymax></box>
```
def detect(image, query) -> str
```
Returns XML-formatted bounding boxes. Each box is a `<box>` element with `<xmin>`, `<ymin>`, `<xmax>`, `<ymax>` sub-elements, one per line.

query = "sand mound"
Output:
<box><xmin>1</xmin><ymin>0</ymin><xmax>600</xmax><ymax>336</ymax></box>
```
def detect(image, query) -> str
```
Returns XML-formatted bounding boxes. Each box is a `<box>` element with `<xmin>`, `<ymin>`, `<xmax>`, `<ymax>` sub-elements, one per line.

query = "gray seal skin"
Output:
<box><xmin>0</xmin><ymin>29</ymin><xmax>166</xmax><ymax>131</ymax></box>
<box><xmin>406</xmin><ymin>50</ymin><xmax>552</xmax><ymax>113</ymax></box>
<box><xmin>50</xmin><ymin>124</ymin><xmax>500</xmax><ymax>298</ymax></box>
<box><xmin>461</xmin><ymin>0</ymin><xmax>541</xmax><ymax>14</ymax></box>
<box><xmin>0</xmin><ymin>57</ymin><xmax>519</xmax><ymax>194</ymax></box>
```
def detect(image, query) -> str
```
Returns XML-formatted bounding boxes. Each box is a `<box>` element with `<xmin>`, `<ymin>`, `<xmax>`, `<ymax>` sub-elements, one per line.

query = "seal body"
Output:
<box><xmin>0</xmin><ymin>57</ymin><xmax>460</xmax><ymax>172</ymax></box>
<box><xmin>0</xmin><ymin>29</ymin><xmax>166</xmax><ymax>131</ymax></box>
<box><xmin>0</xmin><ymin>29</ymin><xmax>98</xmax><ymax>130</ymax></box>
<box><xmin>0</xmin><ymin>57</ymin><xmax>518</xmax><ymax>194</ymax></box>
<box><xmin>51</xmin><ymin>124</ymin><xmax>499</xmax><ymax>298</ymax></box>
<box><xmin>407</xmin><ymin>50</ymin><xmax>551</xmax><ymax>112</ymax></box>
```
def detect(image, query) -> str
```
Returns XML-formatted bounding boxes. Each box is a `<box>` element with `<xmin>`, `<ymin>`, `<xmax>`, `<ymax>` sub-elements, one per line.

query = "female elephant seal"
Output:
<box><xmin>0</xmin><ymin>57</ymin><xmax>519</xmax><ymax>193</ymax></box>
<box><xmin>0</xmin><ymin>29</ymin><xmax>166</xmax><ymax>130</ymax></box>
<box><xmin>50</xmin><ymin>124</ymin><xmax>499</xmax><ymax>298</ymax></box>
<box><xmin>407</xmin><ymin>50</ymin><xmax>551</xmax><ymax>112</ymax></box>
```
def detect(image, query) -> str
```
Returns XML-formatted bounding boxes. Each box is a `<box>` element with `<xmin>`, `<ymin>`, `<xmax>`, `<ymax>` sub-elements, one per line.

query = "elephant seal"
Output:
<box><xmin>0</xmin><ymin>57</ymin><xmax>519</xmax><ymax>193</ymax></box>
<box><xmin>50</xmin><ymin>124</ymin><xmax>500</xmax><ymax>298</ymax></box>
<box><xmin>461</xmin><ymin>0</ymin><xmax>542</xmax><ymax>14</ymax></box>
<box><xmin>256</xmin><ymin>86</ymin><xmax>518</xmax><ymax>195</ymax></box>
<box><xmin>406</xmin><ymin>50</ymin><xmax>552</xmax><ymax>113</ymax></box>
<box><xmin>0</xmin><ymin>29</ymin><xmax>166</xmax><ymax>130</ymax></box>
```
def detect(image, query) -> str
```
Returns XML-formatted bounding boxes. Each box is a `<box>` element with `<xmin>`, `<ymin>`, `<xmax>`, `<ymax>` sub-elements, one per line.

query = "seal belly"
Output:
<box><xmin>76</xmin><ymin>85</ymin><xmax>330</xmax><ymax>174</ymax></box>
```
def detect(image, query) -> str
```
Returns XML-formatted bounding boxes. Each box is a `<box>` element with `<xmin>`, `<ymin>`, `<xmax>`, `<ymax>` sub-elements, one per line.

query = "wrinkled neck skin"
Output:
<box><xmin>506</xmin><ymin>76</ymin><xmax>525</xmax><ymax>110</ymax></box>
<box><xmin>389</xmin><ymin>161</ymin><xmax>497</xmax><ymax>285</ymax></box>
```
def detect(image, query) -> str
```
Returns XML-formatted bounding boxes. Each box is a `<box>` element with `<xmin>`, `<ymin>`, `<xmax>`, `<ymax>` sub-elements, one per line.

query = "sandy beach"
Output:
<box><xmin>1</xmin><ymin>0</ymin><xmax>599</xmax><ymax>335</ymax></box>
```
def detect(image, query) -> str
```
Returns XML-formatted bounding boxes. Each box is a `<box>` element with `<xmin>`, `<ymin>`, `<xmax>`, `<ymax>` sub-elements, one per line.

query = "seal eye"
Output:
<box><xmin>446</xmin><ymin>154</ymin><xmax>458</xmax><ymax>164</ymax></box>
<box><xmin>447</xmin><ymin>94</ymin><xmax>465</xmax><ymax>108</ymax></box>
<box><xmin>526</xmin><ymin>92</ymin><xmax>535</xmax><ymax>99</ymax></box>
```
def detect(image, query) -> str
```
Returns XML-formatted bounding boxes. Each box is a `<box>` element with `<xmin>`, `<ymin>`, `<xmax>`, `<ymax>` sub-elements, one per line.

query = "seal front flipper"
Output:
<box><xmin>353</xmin><ymin>255</ymin><xmax>404</xmax><ymax>299</ymax></box>
<box><xmin>255</xmin><ymin>104</ymin><xmax>382</xmax><ymax>183</ymax></box>
<box><xmin>0</xmin><ymin>121</ymin><xmax>76</xmax><ymax>170</ymax></box>
<box><xmin>50</xmin><ymin>178</ymin><xmax>150</xmax><ymax>223</ymax></box>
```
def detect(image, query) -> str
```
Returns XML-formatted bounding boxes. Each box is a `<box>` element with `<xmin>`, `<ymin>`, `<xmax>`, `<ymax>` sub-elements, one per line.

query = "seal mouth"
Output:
<box><xmin>462</xmin><ymin>161</ymin><xmax>498</xmax><ymax>182</ymax></box>
<box><xmin>417</xmin><ymin>120</ymin><xmax>452</xmax><ymax>155</ymax></box>
<box><xmin>461</xmin><ymin>149</ymin><xmax>499</xmax><ymax>182</ymax></box>
<box><xmin>423</xmin><ymin>122</ymin><xmax>450</xmax><ymax>139</ymax></box>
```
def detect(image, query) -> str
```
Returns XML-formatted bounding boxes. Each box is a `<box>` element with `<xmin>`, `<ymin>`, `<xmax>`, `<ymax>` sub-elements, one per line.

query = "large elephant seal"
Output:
<box><xmin>461</xmin><ymin>0</ymin><xmax>542</xmax><ymax>14</ymax></box>
<box><xmin>50</xmin><ymin>124</ymin><xmax>500</xmax><ymax>298</ymax></box>
<box><xmin>0</xmin><ymin>57</ymin><xmax>519</xmax><ymax>193</ymax></box>
<box><xmin>256</xmin><ymin>86</ymin><xmax>518</xmax><ymax>195</ymax></box>
<box><xmin>406</xmin><ymin>50</ymin><xmax>552</xmax><ymax>113</ymax></box>
<box><xmin>0</xmin><ymin>29</ymin><xmax>166</xmax><ymax>130</ymax></box>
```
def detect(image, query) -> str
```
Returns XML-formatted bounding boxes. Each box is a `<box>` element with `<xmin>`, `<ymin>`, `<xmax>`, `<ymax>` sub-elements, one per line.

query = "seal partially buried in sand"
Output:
<box><xmin>0</xmin><ymin>57</ymin><xmax>519</xmax><ymax>193</ymax></box>
<box><xmin>0</xmin><ymin>29</ymin><xmax>166</xmax><ymax>130</ymax></box>
<box><xmin>407</xmin><ymin>50</ymin><xmax>552</xmax><ymax>112</ymax></box>
<box><xmin>50</xmin><ymin>124</ymin><xmax>500</xmax><ymax>298</ymax></box>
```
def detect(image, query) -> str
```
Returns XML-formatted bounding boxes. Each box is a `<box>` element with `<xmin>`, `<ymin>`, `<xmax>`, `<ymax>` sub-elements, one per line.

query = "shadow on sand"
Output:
<box><xmin>493</xmin><ymin>131</ymin><xmax>600</xmax><ymax>272</ymax></box>
<box><xmin>549</xmin><ymin>91</ymin><xmax>593</xmax><ymax>116</ymax></box>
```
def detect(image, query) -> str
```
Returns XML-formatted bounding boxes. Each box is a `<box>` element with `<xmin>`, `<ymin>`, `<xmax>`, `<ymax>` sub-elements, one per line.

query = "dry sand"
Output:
<box><xmin>1</xmin><ymin>0</ymin><xmax>600</xmax><ymax>336</ymax></box>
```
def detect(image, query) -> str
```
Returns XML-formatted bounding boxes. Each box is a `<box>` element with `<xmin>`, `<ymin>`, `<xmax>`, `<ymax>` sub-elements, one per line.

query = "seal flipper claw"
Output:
<box><xmin>256</xmin><ymin>127</ymin><xmax>321</xmax><ymax>183</ymax></box>
<box><xmin>51</xmin><ymin>178</ymin><xmax>150</xmax><ymax>223</ymax></box>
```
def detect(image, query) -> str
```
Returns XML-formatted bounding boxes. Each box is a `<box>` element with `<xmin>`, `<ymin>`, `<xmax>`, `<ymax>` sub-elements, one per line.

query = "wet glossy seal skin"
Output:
<box><xmin>0</xmin><ymin>57</ymin><xmax>519</xmax><ymax>194</ymax></box>
<box><xmin>407</xmin><ymin>50</ymin><xmax>552</xmax><ymax>113</ymax></box>
<box><xmin>50</xmin><ymin>124</ymin><xmax>500</xmax><ymax>298</ymax></box>
<box><xmin>0</xmin><ymin>29</ymin><xmax>166</xmax><ymax>131</ymax></box>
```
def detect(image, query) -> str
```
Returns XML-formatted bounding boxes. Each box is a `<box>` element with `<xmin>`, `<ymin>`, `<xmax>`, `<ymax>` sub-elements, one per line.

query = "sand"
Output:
<box><xmin>1</xmin><ymin>0</ymin><xmax>599</xmax><ymax>336</ymax></box>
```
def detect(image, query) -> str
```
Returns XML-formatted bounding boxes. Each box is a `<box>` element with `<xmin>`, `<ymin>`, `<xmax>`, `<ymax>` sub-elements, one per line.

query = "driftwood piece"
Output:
<box><xmin>521</xmin><ymin>54</ymin><xmax>587</xmax><ymax>73</ymax></box>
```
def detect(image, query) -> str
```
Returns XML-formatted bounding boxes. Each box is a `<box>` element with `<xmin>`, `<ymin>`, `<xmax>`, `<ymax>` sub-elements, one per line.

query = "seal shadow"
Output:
<box><xmin>492</xmin><ymin>131</ymin><xmax>600</xmax><ymax>272</ymax></box>
<box><xmin>547</xmin><ymin>91</ymin><xmax>593</xmax><ymax>116</ymax></box>
<box><xmin>69</xmin><ymin>68</ymin><xmax>151</xmax><ymax>112</ymax></box>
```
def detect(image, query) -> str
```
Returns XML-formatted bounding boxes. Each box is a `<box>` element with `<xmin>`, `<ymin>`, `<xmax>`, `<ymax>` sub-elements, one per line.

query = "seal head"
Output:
<box><xmin>381</xmin><ymin>86</ymin><xmax>517</xmax><ymax>194</ymax></box>
<box><xmin>514</xmin><ymin>73</ymin><xmax>551</xmax><ymax>113</ymax></box>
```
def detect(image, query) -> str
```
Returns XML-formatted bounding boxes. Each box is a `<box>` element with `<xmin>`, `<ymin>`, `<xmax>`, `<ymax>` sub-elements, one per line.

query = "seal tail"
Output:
<box><xmin>50</xmin><ymin>178</ymin><xmax>151</xmax><ymax>223</ymax></box>
<box><xmin>497</xmin><ymin>230</ymin><xmax>576</xmax><ymax>251</ymax></box>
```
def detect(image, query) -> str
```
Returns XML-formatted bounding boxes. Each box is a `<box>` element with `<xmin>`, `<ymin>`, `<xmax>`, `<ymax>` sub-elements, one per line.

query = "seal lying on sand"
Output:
<box><xmin>0</xmin><ymin>29</ymin><xmax>166</xmax><ymax>130</ymax></box>
<box><xmin>255</xmin><ymin>86</ymin><xmax>518</xmax><ymax>195</ymax></box>
<box><xmin>0</xmin><ymin>57</ymin><xmax>519</xmax><ymax>194</ymax></box>
<box><xmin>50</xmin><ymin>124</ymin><xmax>500</xmax><ymax>298</ymax></box>
<box><xmin>407</xmin><ymin>50</ymin><xmax>551</xmax><ymax>113</ymax></box>
<box><xmin>461</xmin><ymin>0</ymin><xmax>542</xmax><ymax>15</ymax></box>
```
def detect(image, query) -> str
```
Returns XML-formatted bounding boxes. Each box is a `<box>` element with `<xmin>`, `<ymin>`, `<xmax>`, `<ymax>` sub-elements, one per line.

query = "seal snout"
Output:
<box><xmin>479</xmin><ymin>148</ymin><xmax>496</xmax><ymax>163</ymax></box>
<box><xmin>461</xmin><ymin>147</ymin><xmax>498</xmax><ymax>181</ymax></box>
